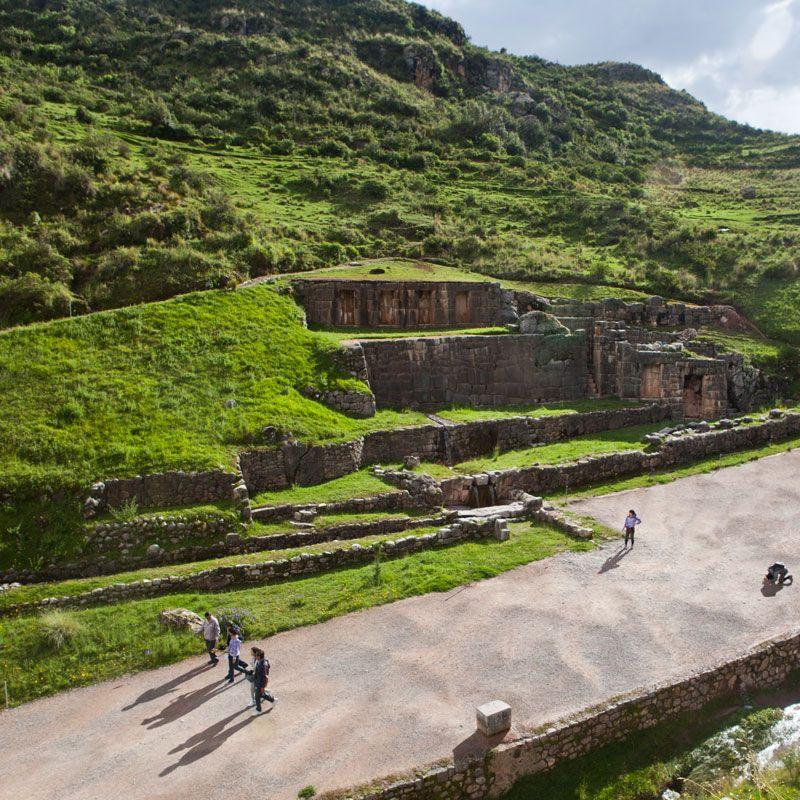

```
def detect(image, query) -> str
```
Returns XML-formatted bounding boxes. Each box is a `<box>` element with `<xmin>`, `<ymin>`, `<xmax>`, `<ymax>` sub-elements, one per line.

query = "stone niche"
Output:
<box><xmin>292</xmin><ymin>279</ymin><xmax>518</xmax><ymax>329</ymax></box>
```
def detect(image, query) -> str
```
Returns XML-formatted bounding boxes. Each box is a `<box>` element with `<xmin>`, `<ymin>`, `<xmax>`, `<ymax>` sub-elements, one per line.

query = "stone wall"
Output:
<box><xmin>250</xmin><ymin>491</ymin><xmax>416</xmax><ymax>522</ymax></box>
<box><xmin>242</xmin><ymin>405</ymin><xmax>672</xmax><ymax>494</ymax></box>
<box><xmin>360</xmin><ymin>333</ymin><xmax>588</xmax><ymax>411</ymax></box>
<box><xmin>547</xmin><ymin>294</ymin><xmax>749</xmax><ymax>331</ymax></box>
<box><xmin>85</xmin><ymin>470</ymin><xmax>239</xmax><ymax>515</ymax></box>
<box><xmin>293</xmin><ymin>279</ymin><xmax>517</xmax><ymax>329</ymax></box>
<box><xmin>348</xmin><ymin>628</ymin><xmax>800</xmax><ymax>800</ymax></box>
<box><xmin>2</xmin><ymin>516</ymin><xmax>501</xmax><ymax>616</ymax></box>
<box><xmin>439</xmin><ymin>412</ymin><xmax>800</xmax><ymax>504</ymax></box>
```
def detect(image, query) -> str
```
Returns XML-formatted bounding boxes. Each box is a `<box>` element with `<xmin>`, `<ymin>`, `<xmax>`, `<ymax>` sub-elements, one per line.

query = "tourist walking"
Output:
<box><xmin>247</xmin><ymin>646</ymin><xmax>275</xmax><ymax>715</ymax></box>
<box><xmin>226</xmin><ymin>627</ymin><xmax>249</xmax><ymax>683</ymax></box>
<box><xmin>623</xmin><ymin>509</ymin><xmax>641</xmax><ymax>547</ymax></box>
<box><xmin>202</xmin><ymin>612</ymin><xmax>220</xmax><ymax>665</ymax></box>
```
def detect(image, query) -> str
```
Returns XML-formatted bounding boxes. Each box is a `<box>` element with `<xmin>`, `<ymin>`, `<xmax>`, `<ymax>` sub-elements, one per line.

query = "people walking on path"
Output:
<box><xmin>247</xmin><ymin>647</ymin><xmax>275</xmax><ymax>715</ymax></box>
<box><xmin>202</xmin><ymin>612</ymin><xmax>220</xmax><ymax>665</ymax></box>
<box><xmin>623</xmin><ymin>509</ymin><xmax>641</xmax><ymax>547</ymax></box>
<box><xmin>226</xmin><ymin>627</ymin><xmax>249</xmax><ymax>683</ymax></box>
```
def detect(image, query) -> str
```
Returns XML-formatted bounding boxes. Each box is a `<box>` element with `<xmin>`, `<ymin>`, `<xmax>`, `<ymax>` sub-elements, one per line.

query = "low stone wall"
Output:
<box><xmin>2</xmin><ymin>517</ymin><xmax>500</xmax><ymax>616</ymax></box>
<box><xmin>360</xmin><ymin>333</ymin><xmax>588</xmax><ymax>411</ymax></box>
<box><xmin>442</xmin><ymin>412</ymin><xmax>800</xmax><ymax>504</ymax></box>
<box><xmin>242</xmin><ymin>404</ymin><xmax>672</xmax><ymax>494</ymax></box>
<box><xmin>85</xmin><ymin>470</ymin><xmax>239</xmax><ymax>515</ymax></box>
<box><xmin>348</xmin><ymin>628</ymin><xmax>800</xmax><ymax>800</ymax></box>
<box><xmin>87</xmin><ymin>514</ymin><xmax>237</xmax><ymax>557</ymax></box>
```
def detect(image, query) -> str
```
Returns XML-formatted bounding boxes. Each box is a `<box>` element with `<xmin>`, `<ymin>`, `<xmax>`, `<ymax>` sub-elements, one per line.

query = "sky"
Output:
<box><xmin>422</xmin><ymin>0</ymin><xmax>800</xmax><ymax>134</ymax></box>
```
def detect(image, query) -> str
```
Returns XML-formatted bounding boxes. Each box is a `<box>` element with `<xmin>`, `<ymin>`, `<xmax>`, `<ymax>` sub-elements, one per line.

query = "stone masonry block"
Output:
<box><xmin>477</xmin><ymin>700</ymin><xmax>512</xmax><ymax>736</ymax></box>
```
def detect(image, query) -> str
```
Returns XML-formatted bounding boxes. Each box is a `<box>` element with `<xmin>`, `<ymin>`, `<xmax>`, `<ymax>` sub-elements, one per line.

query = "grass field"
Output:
<box><xmin>0</xmin><ymin>521</ymin><xmax>594</xmax><ymax>706</ymax></box>
<box><xmin>249</xmin><ymin>469</ymin><xmax>399</xmax><ymax>508</ymax></box>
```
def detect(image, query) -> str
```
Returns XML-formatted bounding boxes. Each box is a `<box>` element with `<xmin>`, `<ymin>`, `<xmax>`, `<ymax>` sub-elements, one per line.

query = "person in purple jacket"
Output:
<box><xmin>623</xmin><ymin>509</ymin><xmax>641</xmax><ymax>547</ymax></box>
<box><xmin>225</xmin><ymin>627</ymin><xmax>249</xmax><ymax>684</ymax></box>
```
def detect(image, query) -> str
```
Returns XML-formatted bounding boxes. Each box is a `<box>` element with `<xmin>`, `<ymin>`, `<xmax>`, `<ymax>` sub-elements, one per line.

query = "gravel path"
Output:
<box><xmin>1</xmin><ymin>449</ymin><xmax>799</xmax><ymax>800</ymax></box>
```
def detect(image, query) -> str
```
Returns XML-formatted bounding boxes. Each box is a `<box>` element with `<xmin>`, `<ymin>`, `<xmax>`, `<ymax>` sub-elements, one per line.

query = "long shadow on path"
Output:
<box><xmin>142</xmin><ymin>675</ymin><xmax>240</xmax><ymax>729</ymax></box>
<box><xmin>160</xmin><ymin>708</ymin><xmax>264</xmax><ymax>776</ymax></box>
<box><xmin>598</xmin><ymin>545</ymin><xmax>632</xmax><ymax>575</ymax></box>
<box><xmin>123</xmin><ymin>662</ymin><xmax>214</xmax><ymax>711</ymax></box>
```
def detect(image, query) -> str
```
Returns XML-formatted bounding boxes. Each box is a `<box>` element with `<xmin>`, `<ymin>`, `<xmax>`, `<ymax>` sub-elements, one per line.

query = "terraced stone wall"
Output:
<box><xmin>360</xmin><ymin>333</ymin><xmax>588</xmax><ymax>411</ymax></box>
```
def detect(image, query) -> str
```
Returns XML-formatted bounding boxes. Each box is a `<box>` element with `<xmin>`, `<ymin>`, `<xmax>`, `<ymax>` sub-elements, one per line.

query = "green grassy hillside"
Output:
<box><xmin>0</xmin><ymin>0</ymin><xmax>798</xmax><ymax>340</ymax></box>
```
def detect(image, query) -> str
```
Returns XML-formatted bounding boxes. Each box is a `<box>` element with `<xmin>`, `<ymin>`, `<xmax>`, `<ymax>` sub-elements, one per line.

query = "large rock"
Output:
<box><xmin>519</xmin><ymin>311</ymin><xmax>569</xmax><ymax>336</ymax></box>
<box><xmin>476</xmin><ymin>700</ymin><xmax>512</xmax><ymax>736</ymax></box>
<box><xmin>159</xmin><ymin>608</ymin><xmax>203</xmax><ymax>635</ymax></box>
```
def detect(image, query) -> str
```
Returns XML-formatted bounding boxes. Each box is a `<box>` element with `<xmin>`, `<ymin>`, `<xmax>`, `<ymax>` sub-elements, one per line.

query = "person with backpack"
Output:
<box><xmin>623</xmin><ymin>509</ymin><xmax>641</xmax><ymax>547</ymax></box>
<box><xmin>247</xmin><ymin>647</ymin><xmax>275</xmax><ymax>715</ymax></box>
<box><xmin>201</xmin><ymin>612</ymin><xmax>221</xmax><ymax>665</ymax></box>
<box><xmin>225</xmin><ymin>627</ymin><xmax>249</xmax><ymax>684</ymax></box>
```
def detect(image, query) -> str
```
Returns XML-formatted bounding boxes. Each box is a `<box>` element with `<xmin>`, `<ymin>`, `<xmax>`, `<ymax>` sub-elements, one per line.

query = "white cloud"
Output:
<box><xmin>421</xmin><ymin>0</ymin><xmax>800</xmax><ymax>134</ymax></box>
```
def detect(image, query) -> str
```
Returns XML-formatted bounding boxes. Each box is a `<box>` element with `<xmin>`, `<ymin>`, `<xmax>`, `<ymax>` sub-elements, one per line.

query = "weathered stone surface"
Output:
<box><xmin>476</xmin><ymin>700</ymin><xmax>512</xmax><ymax>736</ymax></box>
<box><xmin>158</xmin><ymin>608</ymin><xmax>203</xmax><ymax>634</ymax></box>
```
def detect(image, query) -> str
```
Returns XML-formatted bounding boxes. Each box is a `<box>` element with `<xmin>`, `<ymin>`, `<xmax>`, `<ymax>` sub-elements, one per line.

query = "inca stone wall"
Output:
<box><xmin>353</xmin><ymin>628</ymin><xmax>800</xmax><ymax>800</ymax></box>
<box><xmin>360</xmin><ymin>333</ymin><xmax>588</xmax><ymax>411</ymax></box>
<box><xmin>86</xmin><ymin>470</ymin><xmax>239</xmax><ymax>514</ymax></box>
<box><xmin>439</xmin><ymin>412</ymin><xmax>800</xmax><ymax>505</ymax></box>
<box><xmin>293</xmin><ymin>279</ymin><xmax>518</xmax><ymax>329</ymax></box>
<box><xmin>240</xmin><ymin>405</ymin><xmax>672</xmax><ymax>494</ymax></box>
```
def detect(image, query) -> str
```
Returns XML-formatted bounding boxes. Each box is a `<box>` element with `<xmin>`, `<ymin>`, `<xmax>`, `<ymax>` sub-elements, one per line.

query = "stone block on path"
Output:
<box><xmin>476</xmin><ymin>700</ymin><xmax>511</xmax><ymax>736</ymax></box>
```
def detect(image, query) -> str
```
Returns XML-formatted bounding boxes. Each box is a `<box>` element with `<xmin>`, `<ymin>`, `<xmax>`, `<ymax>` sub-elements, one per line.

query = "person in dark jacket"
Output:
<box><xmin>248</xmin><ymin>647</ymin><xmax>275</xmax><ymax>714</ymax></box>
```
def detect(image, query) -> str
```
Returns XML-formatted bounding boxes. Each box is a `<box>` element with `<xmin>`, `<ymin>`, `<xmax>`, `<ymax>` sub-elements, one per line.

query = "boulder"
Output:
<box><xmin>146</xmin><ymin>543</ymin><xmax>162</xmax><ymax>557</ymax></box>
<box><xmin>159</xmin><ymin>608</ymin><xmax>203</xmax><ymax>635</ymax></box>
<box><xmin>519</xmin><ymin>310</ymin><xmax>569</xmax><ymax>336</ymax></box>
<box><xmin>403</xmin><ymin>454</ymin><xmax>421</xmax><ymax>470</ymax></box>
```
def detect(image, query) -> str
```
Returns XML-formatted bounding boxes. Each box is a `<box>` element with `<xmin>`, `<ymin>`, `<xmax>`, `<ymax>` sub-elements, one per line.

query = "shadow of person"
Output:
<box><xmin>142</xmin><ymin>678</ymin><xmax>231</xmax><ymax>729</ymax></box>
<box><xmin>453</xmin><ymin>729</ymin><xmax>511</xmax><ymax>769</ymax></box>
<box><xmin>160</xmin><ymin>708</ymin><xmax>260</xmax><ymax>776</ymax></box>
<box><xmin>598</xmin><ymin>545</ymin><xmax>631</xmax><ymax>574</ymax></box>
<box><xmin>122</xmin><ymin>663</ymin><xmax>215</xmax><ymax>711</ymax></box>
<box><xmin>761</xmin><ymin>579</ymin><xmax>785</xmax><ymax>597</ymax></box>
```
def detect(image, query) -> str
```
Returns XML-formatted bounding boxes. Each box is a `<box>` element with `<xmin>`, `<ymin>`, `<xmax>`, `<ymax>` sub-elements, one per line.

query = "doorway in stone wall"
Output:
<box><xmin>683</xmin><ymin>373</ymin><xmax>704</xmax><ymax>418</ymax></box>
<box><xmin>418</xmin><ymin>289</ymin><xmax>434</xmax><ymax>325</ymax></box>
<box><xmin>378</xmin><ymin>290</ymin><xmax>398</xmax><ymax>326</ymax></box>
<box><xmin>338</xmin><ymin>289</ymin><xmax>356</xmax><ymax>326</ymax></box>
<box><xmin>455</xmin><ymin>291</ymin><xmax>470</xmax><ymax>324</ymax></box>
<box><xmin>640</xmin><ymin>364</ymin><xmax>662</xmax><ymax>399</ymax></box>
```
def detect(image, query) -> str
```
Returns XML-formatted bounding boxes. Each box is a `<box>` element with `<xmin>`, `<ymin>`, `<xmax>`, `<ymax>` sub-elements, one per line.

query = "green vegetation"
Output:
<box><xmin>0</xmin><ymin>521</ymin><xmax>592</xmax><ymax>705</ymax></box>
<box><xmin>288</xmin><ymin>259</ymin><xmax>494</xmax><ymax>283</ymax></box>
<box><xmin>416</xmin><ymin>423</ymin><xmax>661</xmax><ymax>476</ymax></box>
<box><xmin>503</xmin><ymin>700</ymin><xmax>797</xmax><ymax>800</ymax></box>
<box><xmin>0</xmin><ymin>525</ymin><xmax>443</xmax><ymax>610</ymax></box>
<box><xmin>436</xmin><ymin>397</ymin><xmax>640</xmax><ymax>423</ymax></box>
<box><xmin>0</xmin><ymin>0</ymin><xmax>798</xmax><ymax>346</ymax></box>
<box><xmin>317</xmin><ymin>324</ymin><xmax>510</xmax><ymax>340</ymax></box>
<box><xmin>249</xmin><ymin>468</ymin><xmax>399</xmax><ymax>508</ymax></box>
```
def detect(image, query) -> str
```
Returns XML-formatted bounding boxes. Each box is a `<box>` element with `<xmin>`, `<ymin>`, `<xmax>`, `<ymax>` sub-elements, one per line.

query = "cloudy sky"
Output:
<box><xmin>423</xmin><ymin>0</ymin><xmax>800</xmax><ymax>134</ymax></box>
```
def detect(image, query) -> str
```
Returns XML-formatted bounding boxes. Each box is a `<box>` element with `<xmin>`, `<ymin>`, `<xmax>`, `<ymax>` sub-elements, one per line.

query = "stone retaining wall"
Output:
<box><xmin>347</xmin><ymin>628</ymin><xmax>800</xmax><ymax>800</ymax></box>
<box><xmin>1</xmin><ymin>517</ymin><xmax>500</xmax><ymax>616</ymax></box>
<box><xmin>85</xmin><ymin>470</ymin><xmax>239</xmax><ymax>515</ymax></box>
<box><xmin>441</xmin><ymin>412</ymin><xmax>800</xmax><ymax>504</ymax></box>
<box><xmin>360</xmin><ymin>333</ymin><xmax>588</xmax><ymax>411</ymax></box>
<box><xmin>242</xmin><ymin>405</ymin><xmax>672</xmax><ymax>494</ymax></box>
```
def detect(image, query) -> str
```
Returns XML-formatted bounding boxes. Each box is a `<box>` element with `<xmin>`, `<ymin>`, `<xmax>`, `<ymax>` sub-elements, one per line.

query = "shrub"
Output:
<box><xmin>110</xmin><ymin>499</ymin><xmax>139</xmax><ymax>523</ymax></box>
<box><xmin>39</xmin><ymin>611</ymin><xmax>84</xmax><ymax>650</ymax></box>
<box><xmin>217</xmin><ymin>608</ymin><xmax>255</xmax><ymax>640</ymax></box>
<box><xmin>297</xmin><ymin>786</ymin><xmax>316</xmax><ymax>799</ymax></box>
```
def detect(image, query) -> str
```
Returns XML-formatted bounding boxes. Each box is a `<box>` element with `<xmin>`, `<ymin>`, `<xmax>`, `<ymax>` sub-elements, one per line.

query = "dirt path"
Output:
<box><xmin>2</xmin><ymin>450</ymin><xmax>800</xmax><ymax>800</ymax></box>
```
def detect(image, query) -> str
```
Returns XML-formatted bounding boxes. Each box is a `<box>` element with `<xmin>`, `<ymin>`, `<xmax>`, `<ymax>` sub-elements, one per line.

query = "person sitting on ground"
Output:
<box><xmin>226</xmin><ymin>627</ymin><xmax>249</xmax><ymax>684</ymax></box>
<box><xmin>623</xmin><ymin>509</ymin><xmax>641</xmax><ymax>548</ymax></box>
<box><xmin>766</xmin><ymin>562</ymin><xmax>790</xmax><ymax>584</ymax></box>
<box><xmin>202</xmin><ymin>611</ymin><xmax>220</xmax><ymax>665</ymax></box>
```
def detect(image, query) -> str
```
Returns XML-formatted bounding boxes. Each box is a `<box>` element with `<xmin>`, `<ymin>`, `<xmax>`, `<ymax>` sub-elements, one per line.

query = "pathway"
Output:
<box><xmin>1</xmin><ymin>450</ymin><xmax>799</xmax><ymax>800</ymax></box>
